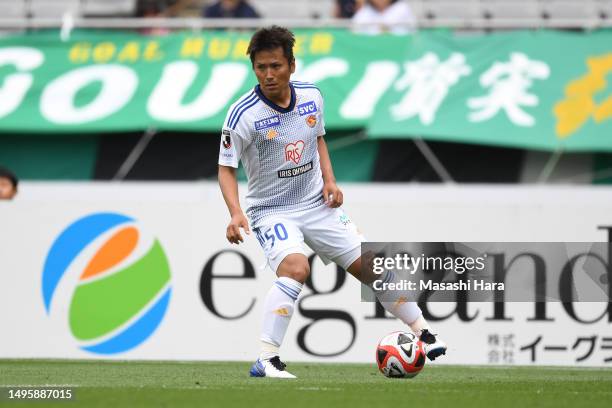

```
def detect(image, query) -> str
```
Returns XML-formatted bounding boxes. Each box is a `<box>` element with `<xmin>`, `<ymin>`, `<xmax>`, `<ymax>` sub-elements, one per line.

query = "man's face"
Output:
<box><xmin>253</xmin><ymin>47</ymin><xmax>295</xmax><ymax>100</ymax></box>
<box><xmin>0</xmin><ymin>177</ymin><xmax>16</xmax><ymax>200</ymax></box>
<box><xmin>221</xmin><ymin>0</ymin><xmax>240</xmax><ymax>10</ymax></box>
<box><xmin>370</xmin><ymin>0</ymin><xmax>392</xmax><ymax>11</ymax></box>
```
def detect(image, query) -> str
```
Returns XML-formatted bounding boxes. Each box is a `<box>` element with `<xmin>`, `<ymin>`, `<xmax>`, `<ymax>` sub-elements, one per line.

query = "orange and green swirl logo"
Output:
<box><xmin>42</xmin><ymin>213</ymin><xmax>171</xmax><ymax>354</ymax></box>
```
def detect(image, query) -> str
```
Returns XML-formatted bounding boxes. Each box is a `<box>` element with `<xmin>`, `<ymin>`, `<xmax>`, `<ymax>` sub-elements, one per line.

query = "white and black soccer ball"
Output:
<box><xmin>376</xmin><ymin>331</ymin><xmax>426</xmax><ymax>378</ymax></box>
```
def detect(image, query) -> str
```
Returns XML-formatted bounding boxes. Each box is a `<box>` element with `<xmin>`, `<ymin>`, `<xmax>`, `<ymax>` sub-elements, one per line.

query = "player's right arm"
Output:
<box><xmin>218</xmin><ymin>165</ymin><xmax>250</xmax><ymax>244</ymax></box>
<box><xmin>218</xmin><ymin>94</ymin><xmax>255</xmax><ymax>244</ymax></box>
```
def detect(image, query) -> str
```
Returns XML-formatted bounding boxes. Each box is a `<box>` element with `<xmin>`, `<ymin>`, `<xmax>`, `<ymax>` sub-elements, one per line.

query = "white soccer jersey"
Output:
<box><xmin>218</xmin><ymin>81</ymin><xmax>326</xmax><ymax>226</ymax></box>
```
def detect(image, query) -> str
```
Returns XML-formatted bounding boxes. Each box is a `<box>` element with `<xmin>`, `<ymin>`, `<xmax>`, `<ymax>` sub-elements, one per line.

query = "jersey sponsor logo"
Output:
<box><xmin>266</xmin><ymin>129</ymin><xmax>278</xmax><ymax>140</ymax></box>
<box><xmin>284</xmin><ymin>140</ymin><xmax>305</xmax><ymax>164</ymax></box>
<box><xmin>254</xmin><ymin>115</ymin><xmax>280</xmax><ymax>131</ymax></box>
<box><xmin>297</xmin><ymin>101</ymin><xmax>317</xmax><ymax>116</ymax></box>
<box><xmin>277</xmin><ymin>161</ymin><xmax>313</xmax><ymax>178</ymax></box>
<box><xmin>222</xmin><ymin>129</ymin><xmax>231</xmax><ymax>149</ymax></box>
<box><xmin>306</xmin><ymin>114</ymin><xmax>317</xmax><ymax>128</ymax></box>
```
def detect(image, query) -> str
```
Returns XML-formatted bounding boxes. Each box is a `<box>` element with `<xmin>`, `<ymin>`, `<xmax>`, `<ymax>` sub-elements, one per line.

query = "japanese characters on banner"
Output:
<box><xmin>0</xmin><ymin>30</ymin><xmax>610</xmax><ymax>151</ymax></box>
<box><xmin>367</xmin><ymin>30</ymin><xmax>612</xmax><ymax>151</ymax></box>
<box><xmin>1</xmin><ymin>182</ymin><xmax>612</xmax><ymax>366</ymax></box>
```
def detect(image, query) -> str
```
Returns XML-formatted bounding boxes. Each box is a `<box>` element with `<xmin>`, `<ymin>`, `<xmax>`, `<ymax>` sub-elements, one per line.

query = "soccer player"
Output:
<box><xmin>218</xmin><ymin>26</ymin><xmax>446</xmax><ymax>378</ymax></box>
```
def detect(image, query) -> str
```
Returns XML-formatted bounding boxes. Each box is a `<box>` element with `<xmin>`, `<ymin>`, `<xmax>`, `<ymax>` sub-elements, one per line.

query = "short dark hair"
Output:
<box><xmin>247</xmin><ymin>26</ymin><xmax>295</xmax><ymax>66</ymax></box>
<box><xmin>0</xmin><ymin>166</ymin><xmax>18</xmax><ymax>189</ymax></box>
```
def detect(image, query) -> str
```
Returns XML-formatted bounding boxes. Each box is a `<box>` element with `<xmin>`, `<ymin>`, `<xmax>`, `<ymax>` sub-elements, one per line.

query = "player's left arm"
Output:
<box><xmin>317</xmin><ymin>136</ymin><xmax>343</xmax><ymax>208</ymax></box>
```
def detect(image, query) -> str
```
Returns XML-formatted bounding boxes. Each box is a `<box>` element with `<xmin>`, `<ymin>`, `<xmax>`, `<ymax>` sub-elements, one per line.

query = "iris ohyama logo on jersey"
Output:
<box><xmin>42</xmin><ymin>212</ymin><xmax>172</xmax><ymax>354</ymax></box>
<box><xmin>285</xmin><ymin>140</ymin><xmax>305</xmax><ymax>164</ymax></box>
<box><xmin>277</xmin><ymin>162</ymin><xmax>314</xmax><ymax>178</ymax></box>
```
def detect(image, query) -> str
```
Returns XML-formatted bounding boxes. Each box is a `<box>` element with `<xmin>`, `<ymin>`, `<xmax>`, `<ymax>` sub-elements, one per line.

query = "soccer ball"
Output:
<box><xmin>376</xmin><ymin>331</ymin><xmax>426</xmax><ymax>378</ymax></box>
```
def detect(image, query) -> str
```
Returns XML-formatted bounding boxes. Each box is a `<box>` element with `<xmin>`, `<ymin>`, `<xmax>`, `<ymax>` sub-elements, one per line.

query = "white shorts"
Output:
<box><xmin>252</xmin><ymin>204</ymin><xmax>364</xmax><ymax>273</ymax></box>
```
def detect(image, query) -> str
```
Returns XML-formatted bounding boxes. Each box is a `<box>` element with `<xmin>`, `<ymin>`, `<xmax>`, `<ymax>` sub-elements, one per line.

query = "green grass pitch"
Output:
<box><xmin>1</xmin><ymin>360</ymin><xmax>611</xmax><ymax>408</ymax></box>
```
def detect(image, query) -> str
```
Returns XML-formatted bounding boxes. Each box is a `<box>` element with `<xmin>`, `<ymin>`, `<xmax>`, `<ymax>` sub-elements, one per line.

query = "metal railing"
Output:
<box><xmin>0</xmin><ymin>16</ymin><xmax>611</xmax><ymax>31</ymax></box>
<box><xmin>2</xmin><ymin>0</ymin><xmax>612</xmax><ymax>31</ymax></box>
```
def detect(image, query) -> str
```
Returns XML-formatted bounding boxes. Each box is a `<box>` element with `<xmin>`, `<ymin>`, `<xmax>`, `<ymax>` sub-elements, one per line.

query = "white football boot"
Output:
<box><xmin>249</xmin><ymin>356</ymin><xmax>296</xmax><ymax>379</ymax></box>
<box><xmin>420</xmin><ymin>329</ymin><xmax>447</xmax><ymax>361</ymax></box>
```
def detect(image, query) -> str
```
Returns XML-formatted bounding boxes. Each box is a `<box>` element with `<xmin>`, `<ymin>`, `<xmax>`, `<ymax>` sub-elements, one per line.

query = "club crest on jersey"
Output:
<box><xmin>306</xmin><ymin>114</ymin><xmax>317</xmax><ymax>128</ymax></box>
<box><xmin>254</xmin><ymin>115</ymin><xmax>280</xmax><ymax>131</ymax></box>
<box><xmin>297</xmin><ymin>101</ymin><xmax>317</xmax><ymax>116</ymax></box>
<box><xmin>285</xmin><ymin>140</ymin><xmax>305</xmax><ymax>164</ymax></box>
<box><xmin>222</xmin><ymin>129</ymin><xmax>231</xmax><ymax>149</ymax></box>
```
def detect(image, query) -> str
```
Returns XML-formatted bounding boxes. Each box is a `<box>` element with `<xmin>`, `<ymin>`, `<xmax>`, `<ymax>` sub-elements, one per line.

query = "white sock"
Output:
<box><xmin>408</xmin><ymin>315</ymin><xmax>431</xmax><ymax>337</ymax></box>
<box><xmin>259</xmin><ymin>276</ymin><xmax>303</xmax><ymax>360</ymax></box>
<box><xmin>259</xmin><ymin>341</ymin><xmax>279</xmax><ymax>361</ymax></box>
<box><xmin>374</xmin><ymin>271</ymin><xmax>428</xmax><ymax>334</ymax></box>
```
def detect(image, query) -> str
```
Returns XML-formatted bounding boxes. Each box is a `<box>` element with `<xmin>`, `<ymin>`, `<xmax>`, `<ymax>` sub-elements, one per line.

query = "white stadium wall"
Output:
<box><xmin>1</xmin><ymin>182</ymin><xmax>612</xmax><ymax>367</ymax></box>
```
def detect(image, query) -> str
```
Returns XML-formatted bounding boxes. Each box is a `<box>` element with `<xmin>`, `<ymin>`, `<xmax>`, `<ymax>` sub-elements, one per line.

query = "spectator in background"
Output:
<box><xmin>0</xmin><ymin>167</ymin><xmax>18</xmax><ymax>200</ymax></box>
<box><xmin>203</xmin><ymin>0</ymin><xmax>259</xmax><ymax>18</ymax></box>
<box><xmin>136</xmin><ymin>0</ymin><xmax>193</xmax><ymax>17</ymax></box>
<box><xmin>335</xmin><ymin>0</ymin><xmax>363</xmax><ymax>18</ymax></box>
<box><xmin>136</xmin><ymin>0</ymin><xmax>193</xmax><ymax>35</ymax></box>
<box><xmin>352</xmin><ymin>0</ymin><xmax>416</xmax><ymax>34</ymax></box>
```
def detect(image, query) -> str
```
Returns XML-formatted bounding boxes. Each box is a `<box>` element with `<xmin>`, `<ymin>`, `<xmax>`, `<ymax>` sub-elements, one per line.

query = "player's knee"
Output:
<box><xmin>347</xmin><ymin>256</ymin><xmax>374</xmax><ymax>284</ymax></box>
<box><xmin>277</xmin><ymin>255</ymin><xmax>310</xmax><ymax>283</ymax></box>
<box><xmin>293</xmin><ymin>265</ymin><xmax>310</xmax><ymax>283</ymax></box>
<box><xmin>284</xmin><ymin>264</ymin><xmax>310</xmax><ymax>283</ymax></box>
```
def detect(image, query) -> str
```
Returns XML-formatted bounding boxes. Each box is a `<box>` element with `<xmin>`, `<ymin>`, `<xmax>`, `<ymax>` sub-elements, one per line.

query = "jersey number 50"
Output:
<box><xmin>255</xmin><ymin>223</ymin><xmax>288</xmax><ymax>249</ymax></box>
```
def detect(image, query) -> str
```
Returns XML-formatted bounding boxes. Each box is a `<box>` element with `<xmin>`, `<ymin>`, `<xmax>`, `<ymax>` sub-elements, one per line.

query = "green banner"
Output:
<box><xmin>368</xmin><ymin>30</ymin><xmax>612</xmax><ymax>152</ymax></box>
<box><xmin>0</xmin><ymin>29</ymin><xmax>610</xmax><ymax>151</ymax></box>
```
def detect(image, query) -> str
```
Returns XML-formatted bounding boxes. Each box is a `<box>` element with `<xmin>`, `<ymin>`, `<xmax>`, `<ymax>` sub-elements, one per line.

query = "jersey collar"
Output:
<box><xmin>255</xmin><ymin>83</ymin><xmax>296</xmax><ymax>113</ymax></box>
